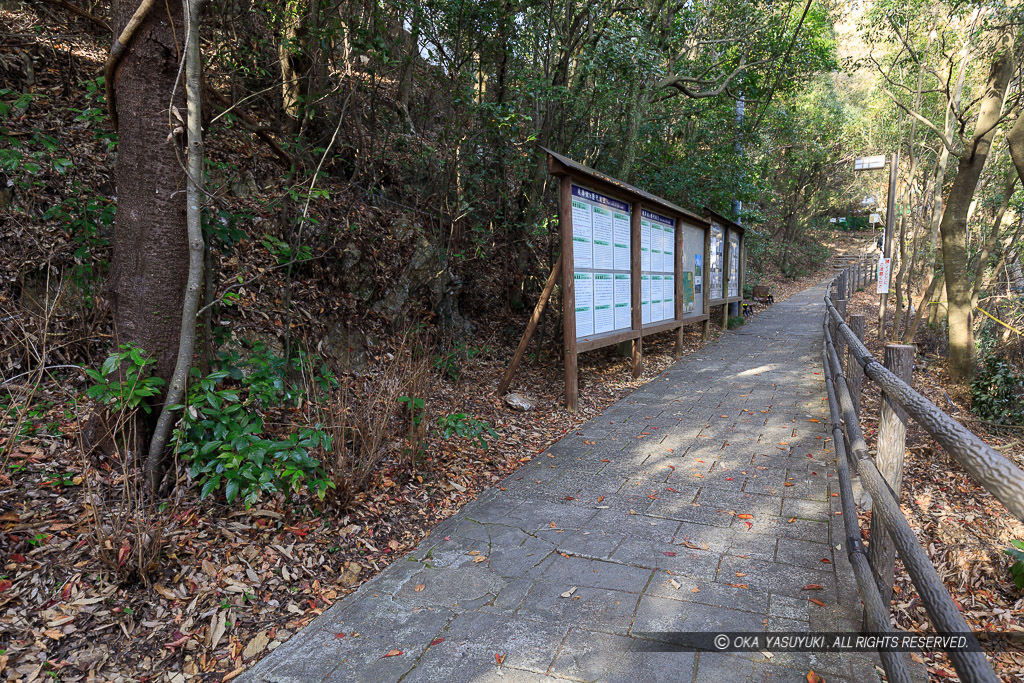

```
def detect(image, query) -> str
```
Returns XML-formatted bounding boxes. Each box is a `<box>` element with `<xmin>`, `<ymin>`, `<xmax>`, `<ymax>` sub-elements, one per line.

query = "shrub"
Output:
<box><xmin>970</xmin><ymin>354</ymin><xmax>1024</xmax><ymax>426</ymax></box>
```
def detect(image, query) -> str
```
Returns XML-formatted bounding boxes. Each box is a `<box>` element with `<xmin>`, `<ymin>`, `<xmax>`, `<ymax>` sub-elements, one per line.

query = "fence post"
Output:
<box><xmin>834</xmin><ymin>299</ymin><xmax>847</xmax><ymax>369</ymax></box>
<box><xmin>867</xmin><ymin>344</ymin><xmax>915</xmax><ymax>605</ymax></box>
<box><xmin>847</xmin><ymin>314</ymin><xmax>865</xmax><ymax>416</ymax></box>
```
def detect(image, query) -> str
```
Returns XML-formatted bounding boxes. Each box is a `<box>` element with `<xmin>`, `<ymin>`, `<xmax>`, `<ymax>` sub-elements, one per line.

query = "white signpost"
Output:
<box><xmin>870</xmin><ymin>213</ymin><xmax>879</xmax><ymax>224</ymax></box>
<box><xmin>877</xmin><ymin>257</ymin><xmax>891</xmax><ymax>294</ymax></box>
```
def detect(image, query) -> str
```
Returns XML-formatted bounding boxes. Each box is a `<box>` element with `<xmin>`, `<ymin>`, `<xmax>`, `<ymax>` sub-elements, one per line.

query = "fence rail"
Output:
<box><xmin>821</xmin><ymin>255</ymin><xmax>1022</xmax><ymax>683</ymax></box>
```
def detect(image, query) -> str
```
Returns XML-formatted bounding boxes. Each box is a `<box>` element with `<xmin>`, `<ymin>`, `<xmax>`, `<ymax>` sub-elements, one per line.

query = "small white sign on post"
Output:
<box><xmin>870</xmin><ymin>213</ymin><xmax>880</xmax><ymax>224</ymax></box>
<box><xmin>855</xmin><ymin>155</ymin><xmax>887</xmax><ymax>171</ymax></box>
<box><xmin>829</xmin><ymin>218</ymin><xmax>837</xmax><ymax>223</ymax></box>
<box><xmin>877</xmin><ymin>257</ymin><xmax>892</xmax><ymax>294</ymax></box>
<box><xmin>838</xmin><ymin>217</ymin><xmax>846</xmax><ymax>223</ymax></box>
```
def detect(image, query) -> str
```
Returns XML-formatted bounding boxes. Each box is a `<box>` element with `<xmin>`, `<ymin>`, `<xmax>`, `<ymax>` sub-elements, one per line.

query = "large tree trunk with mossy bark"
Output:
<box><xmin>108</xmin><ymin>0</ymin><xmax>187</xmax><ymax>446</ymax></box>
<box><xmin>938</xmin><ymin>31</ymin><xmax>1014</xmax><ymax>382</ymax></box>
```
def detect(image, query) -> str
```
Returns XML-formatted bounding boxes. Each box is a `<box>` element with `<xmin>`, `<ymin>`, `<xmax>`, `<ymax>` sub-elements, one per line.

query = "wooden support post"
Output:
<box><xmin>721</xmin><ymin>228</ymin><xmax>730</xmax><ymax>330</ymax></box>
<box><xmin>847</xmin><ymin>314</ymin><xmax>865</xmax><ymax>416</ymax></box>
<box><xmin>702</xmin><ymin>224</ymin><xmax>711</xmax><ymax>340</ymax></box>
<box><xmin>630</xmin><ymin>201</ymin><xmax>642</xmax><ymax>378</ymax></box>
<box><xmin>673</xmin><ymin>217</ymin><xmax>684</xmax><ymax>358</ymax></box>
<box><xmin>498</xmin><ymin>255</ymin><xmax>562</xmax><ymax>395</ymax></box>
<box><xmin>834</xmin><ymin>299</ymin><xmax>847</xmax><ymax>369</ymax></box>
<box><xmin>559</xmin><ymin>179</ymin><xmax>578</xmax><ymax>411</ymax></box>
<box><xmin>867</xmin><ymin>344</ymin><xmax>915</xmax><ymax>606</ymax></box>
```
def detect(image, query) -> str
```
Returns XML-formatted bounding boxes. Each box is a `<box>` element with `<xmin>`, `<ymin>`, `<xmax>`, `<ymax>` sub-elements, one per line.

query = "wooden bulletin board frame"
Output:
<box><xmin>526</xmin><ymin>148</ymin><xmax>712</xmax><ymax>411</ymax></box>
<box><xmin>704</xmin><ymin>208</ymin><xmax>746</xmax><ymax>331</ymax></box>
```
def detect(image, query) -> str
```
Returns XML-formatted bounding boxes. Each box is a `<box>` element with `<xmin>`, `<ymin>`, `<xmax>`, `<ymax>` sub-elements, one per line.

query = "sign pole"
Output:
<box><xmin>878</xmin><ymin>152</ymin><xmax>899</xmax><ymax>339</ymax></box>
<box><xmin>630</xmin><ymin>201</ymin><xmax>642</xmax><ymax>378</ymax></box>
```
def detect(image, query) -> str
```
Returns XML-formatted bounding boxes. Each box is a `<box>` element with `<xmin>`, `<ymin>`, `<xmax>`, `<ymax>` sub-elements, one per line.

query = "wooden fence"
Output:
<box><xmin>822</xmin><ymin>257</ymin><xmax>1024</xmax><ymax>683</ymax></box>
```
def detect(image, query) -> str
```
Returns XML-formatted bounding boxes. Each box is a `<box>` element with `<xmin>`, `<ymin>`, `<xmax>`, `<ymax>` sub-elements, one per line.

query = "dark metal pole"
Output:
<box><xmin>878</xmin><ymin>152</ymin><xmax>899</xmax><ymax>338</ymax></box>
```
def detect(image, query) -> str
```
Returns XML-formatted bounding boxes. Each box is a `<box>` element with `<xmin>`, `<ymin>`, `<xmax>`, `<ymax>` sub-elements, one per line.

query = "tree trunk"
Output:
<box><xmin>615</xmin><ymin>75</ymin><xmax>646</xmax><ymax>183</ymax></box>
<box><xmin>109</xmin><ymin>0</ymin><xmax>187</xmax><ymax>442</ymax></box>
<box><xmin>279</xmin><ymin>0</ymin><xmax>305</xmax><ymax>134</ymax></box>
<box><xmin>146</xmin><ymin>0</ymin><xmax>206</xmax><ymax>490</ymax></box>
<box><xmin>938</xmin><ymin>32</ymin><xmax>1014</xmax><ymax>382</ymax></box>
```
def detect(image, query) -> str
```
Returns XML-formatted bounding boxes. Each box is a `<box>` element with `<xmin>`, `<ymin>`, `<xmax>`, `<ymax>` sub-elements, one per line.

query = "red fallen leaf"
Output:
<box><xmin>663</xmin><ymin>551</ymin><xmax>677</xmax><ymax>557</ymax></box>
<box><xmin>495</xmin><ymin>653</ymin><xmax>506</xmax><ymax>666</ymax></box>
<box><xmin>808</xmin><ymin>598</ymin><xmax>826</xmax><ymax>607</ymax></box>
<box><xmin>430</xmin><ymin>638</ymin><xmax>445</xmax><ymax>646</ymax></box>
<box><xmin>564</xmin><ymin>496</ymin><xmax>575</xmax><ymax>501</ymax></box>
<box><xmin>117</xmin><ymin>541</ymin><xmax>131</xmax><ymax>567</ymax></box>
<box><xmin>803</xmin><ymin>584</ymin><xmax>824</xmax><ymax>590</ymax></box>
<box><xmin>725</xmin><ymin>477</ymin><xmax>733</xmax><ymax>481</ymax></box>
<box><xmin>830</xmin><ymin>493</ymin><xmax>839</xmax><ymax>497</ymax></box>
<box><xmin>164</xmin><ymin>634</ymin><xmax>189</xmax><ymax>650</ymax></box>
<box><xmin>601</xmin><ymin>459</ymin><xmax>610</xmax><ymax>463</ymax></box>
<box><xmin>0</xmin><ymin>579</ymin><xmax>12</xmax><ymax>592</ymax></box>
<box><xmin>820</xmin><ymin>558</ymin><xmax>832</xmax><ymax>564</ymax></box>
<box><xmin>597</xmin><ymin>496</ymin><xmax>605</xmax><ymax>503</ymax></box>
<box><xmin>788</xmin><ymin>518</ymin><xmax>796</xmax><ymax>523</ymax></box>
<box><xmin>736</xmin><ymin>514</ymin><xmax>753</xmax><ymax>519</ymax></box>
<box><xmin>807</xmin><ymin>671</ymin><xmax>824</xmax><ymax>683</ymax></box>
<box><xmin>648</xmin><ymin>494</ymin><xmax>659</xmax><ymax>500</ymax></box>
<box><xmin>10</xmin><ymin>554</ymin><xmax>25</xmax><ymax>563</ymax></box>
<box><xmin>784</xmin><ymin>482</ymin><xmax>795</xmax><ymax>487</ymax></box>
<box><xmin>382</xmin><ymin>649</ymin><xmax>403</xmax><ymax>658</ymax></box>
<box><xmin>744</xmin><ymin>522</ymin><xmax>752</xmax><ymax>529</ymax></box>
<box><xmin>335</xmin><ymin>633</ymin><xmax>346</xmax><ymax>639</ymax></box>
<box><xmin>727</xmin><ymin>583</ymin><xmax>749</xmax><ymax>589</ymax></box>
<box><xmin>666</xmin><ymin>487</ymin><xmax>679</xmax><ymax>493</ymax></box>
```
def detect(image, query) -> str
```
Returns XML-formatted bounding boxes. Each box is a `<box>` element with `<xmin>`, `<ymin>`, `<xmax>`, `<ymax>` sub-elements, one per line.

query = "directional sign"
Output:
<box><xmin>870</xmin><ymin>213</ymin><xmax>880</xmax><ymax>224</ymax></box>
<box><xmin>854</xmin><ymin>155</ymin><xmax>887</xmax><ymax>171</ymax></box>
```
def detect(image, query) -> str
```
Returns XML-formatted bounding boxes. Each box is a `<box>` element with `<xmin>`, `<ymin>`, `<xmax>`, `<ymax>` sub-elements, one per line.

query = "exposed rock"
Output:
<box><xmin>504</xmin><ymin>393</ymin><xmax>536</xmax><ymax>411</ymax></box>
<box><xmin>324</xmin><ymin>323</ymin><xmax>371</xmax><ymax>374</ymax></box>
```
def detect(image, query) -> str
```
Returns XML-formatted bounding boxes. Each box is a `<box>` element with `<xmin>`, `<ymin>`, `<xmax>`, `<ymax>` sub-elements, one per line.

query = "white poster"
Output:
<box><xmin>877</xmin><ymin>257</ymin><xmax>892</xmax><ymax>294</ymax></box>
<box><xmin>591</xmin><ymin>207</ymin><xmax>614</xmax><ymax>270</ymax></box>
<box><xmin>614</xmin><ymin>274</ymin><xmax>631</xmax><ymax>330</ymax></box>
<box><xmin>641</xmin><ymin>274</ymin><xmax>651</xmax><ymax>324</ymax></box>
<box><xmin>613</xmin><ymin>211</ymin><xmax>630</xmax><ymax>270</ymax></box>
<box><xmin>593</xmin><ymin>273</ymin><xmax>614</xmax><ymax>334</ymax></box>
<box><xmin>651</xmin><ymin>225</ymin><xmax>663</xmax><ymax>273</ymax></box>
<box><xmin>663</xmin><ymin>273</ymin><xmax>675</xmax><ymax>321</ymax></box>
<box><xmin>571</xmin><ymin>199</ymin><xmax>592</xmax><ymax>269</ymax></box>
<box><xmin>662</xmin><ymin>226</ymin><xmax>674</xmax><ymax>273</ymax></box>
<box><xmin>574</xmin><ymin>272</ymin><xmax>594</xmax><ymax>338</ymax></box>
<box><xmin>641</xmin><ymin>220</ymin><xmax>652</xmax><ymax>272</ymax></box>
<box><xmin>651</xmin><ymin>275</ymin><xmax>663</xmax><ymax>323</ymax></box>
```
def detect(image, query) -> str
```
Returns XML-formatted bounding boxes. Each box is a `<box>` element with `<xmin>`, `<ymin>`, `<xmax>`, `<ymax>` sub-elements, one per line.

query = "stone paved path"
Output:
<box><xmin>245</xmin><ymin>281</ymin><xmax>881</xmax><ymax>682</ymax></box>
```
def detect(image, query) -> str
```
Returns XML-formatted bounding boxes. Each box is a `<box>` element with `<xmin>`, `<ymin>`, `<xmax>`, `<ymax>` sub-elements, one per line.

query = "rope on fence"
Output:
<box><xmin>822</xmin><ymin>307</ymin><xmax>998</xmax><ymax>683</ymax></box>
<box><xmin>820</xmin><ymin>337</ymin><xmax>912</xmax><ymax>683</ymax></box>
<box><xmin>826</xmin><ymin>298</ymin><xmax>1024</xmax><ymax>522</ymax></box>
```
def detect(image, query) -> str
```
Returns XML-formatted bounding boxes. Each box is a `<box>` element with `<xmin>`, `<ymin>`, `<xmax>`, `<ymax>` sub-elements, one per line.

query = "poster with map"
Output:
<box><xmin>681</xmin><ymin>271</ymin><xmax>694</xmax><ymax>313</ymax></box>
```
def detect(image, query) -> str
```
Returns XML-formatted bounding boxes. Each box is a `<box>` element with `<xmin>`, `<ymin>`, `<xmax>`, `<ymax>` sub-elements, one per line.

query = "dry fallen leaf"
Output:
<box><xmin>808</xmin><ymin>598</ymin><xmax>826</xmax><ymax>607</ymax></box>
<box><xmin>807</xmin><ymin>671</ymin><xmax>824</xmax><ymax>683</ymax></box>
<box><xmin>382</xmin><ymin>649</ymin><xmax>403</xmax><ymax>658</ymax></box>
<box><xmin>802</xmin><ymin>584</ymin><xmax>824</xmax><ymax>591</ymax></box>
<box><xmin>414</xmin><ymin>584</ymin><xmax>425</xmax><ymax>592</ymax></box>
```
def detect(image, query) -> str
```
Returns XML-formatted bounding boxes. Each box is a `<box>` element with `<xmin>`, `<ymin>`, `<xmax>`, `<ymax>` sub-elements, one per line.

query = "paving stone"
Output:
<box><xmin>243</xmin><ymin>282</ymin><xmax>872</xmax><ymax>683</ymax></box>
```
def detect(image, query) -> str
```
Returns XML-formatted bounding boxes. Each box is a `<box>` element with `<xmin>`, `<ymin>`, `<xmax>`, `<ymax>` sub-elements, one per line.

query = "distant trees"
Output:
<box><xmin>864</xmin><ymin>1</ymin><xmax>1024</xmax><ymax>381</ymax></box>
